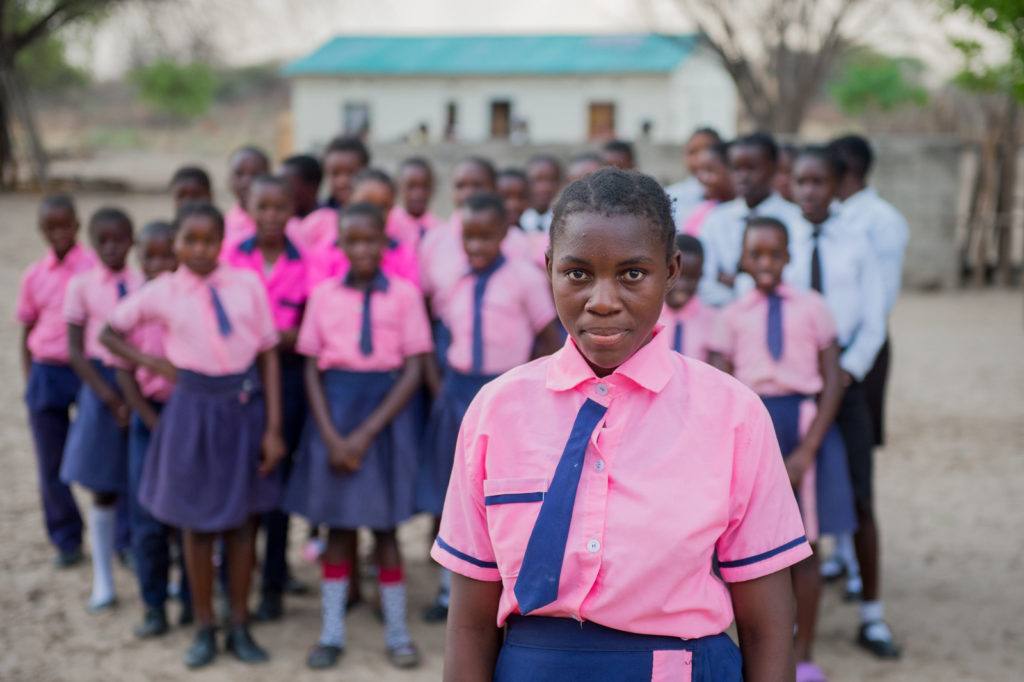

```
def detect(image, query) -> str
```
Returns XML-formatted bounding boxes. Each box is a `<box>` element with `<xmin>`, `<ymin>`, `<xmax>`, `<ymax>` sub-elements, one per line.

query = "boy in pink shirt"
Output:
<box><xmin>16</xmin><ymin>195</ymin><xmax>95</xmax><ymax>567</ymax></box>
<box><xmin>710</xmin><ymin>216</ymin><xmax>854</xmax><ymax>682</ymax></box>
<box><xmin>224</xmin><ymin>146</ymin><xmax>271</xmax><ymax>248</ymax></box>
<box><xmin>435</xmin><ymin>170</ymin><xmax>809</xmax><ymax>681</ymax></box>
<box><xmin>658</xmin><ymin>234</ymin><xmax>718</xmax><ymax>362</ymax></box>
<box><xmin>392</xmin><ymin>156</ymin><xmax>441</xmax><ymax>252</ymax></box>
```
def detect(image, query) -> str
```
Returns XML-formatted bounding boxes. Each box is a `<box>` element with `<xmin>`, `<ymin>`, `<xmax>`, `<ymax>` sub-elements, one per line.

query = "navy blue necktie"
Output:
<box><xmin>359</xmin><ymin>287</ymin><xmax>374</xmax><ymax>356</ymax></box>
<box><xmin>514</xmin><ymin>399</ymin><xmax>608</xmax><ymax>614</ymax></box>
<box><xmin>673</xmin><ymin>321</ymin><xmax>685</xmax><ymax>354</ymax></box>
<box><xmin>209</xmin><ymin>285</ymin><xmax>233</xmax><ymax>337</ymax></box>
<box><xmin>116</xmin><ymin>279</ymin><xmax>128</xmax><ymax>299</ymax></box>
<box><xmin>810</xmin><ymin>225</ymin><xmax>824</xmax><ymax>294</ymax></box>
<box><xmin>767</xmin><ymin>293</ymin><xmax>783</xmax><ymax>360</ymax></box>
<box><xmin>471</xmin><ymin>256</ymin><xmax>505</xmax><ymax>374</ymax></box>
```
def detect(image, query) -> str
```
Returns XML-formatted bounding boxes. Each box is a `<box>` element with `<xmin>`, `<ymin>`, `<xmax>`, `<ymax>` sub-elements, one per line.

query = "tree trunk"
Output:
<box><xmin>0</xmin><ymin>59</ymin><xmax>15</xmax><ymax>188</ymax></box>
<box><xmin>0</xmin><ymin>63</ymin><xmax>47</xmax><ymax>187</ymax></box>
<box><xmin>994</xmin><ymin>97</ymin><xmax>1020</xmax><ymax>286</ymax></box>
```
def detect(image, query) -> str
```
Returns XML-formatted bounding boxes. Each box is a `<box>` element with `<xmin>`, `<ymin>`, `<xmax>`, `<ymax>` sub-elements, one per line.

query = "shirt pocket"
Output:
<box><xmin>483</xmin><ymin>477</ymin><xmax>548</xmax><ymax>578</ymax></box>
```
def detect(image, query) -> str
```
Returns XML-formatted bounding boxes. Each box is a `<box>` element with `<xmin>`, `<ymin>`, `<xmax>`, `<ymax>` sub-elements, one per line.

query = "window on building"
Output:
<box><xmin>444</xmin><ymin>101</ymin><xmax>458</xmax><ymax>141</ymax></box>
<box><xmin>588</xmin><ymin>102</ymin><xmax>616</xmax><ymax>141</ymax></box>
<box><xmin>343</xmin><ymin>102</ymin><xmax>370</xmax><ymax>137</ymax></box>
<box><xmin>490</xmin><ymin>100</ymin><xmax>512</xmax><ymax>139</ymax></box>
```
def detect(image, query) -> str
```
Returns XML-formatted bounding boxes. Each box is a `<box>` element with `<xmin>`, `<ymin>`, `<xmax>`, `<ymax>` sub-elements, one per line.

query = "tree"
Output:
<box><xmin>131</xmin><ymin>58</ymin><xmax>217</xmax><ymax>121</ymax></box>
<box><xmin>672</xmin><ymin>0</ymin><xmax>889</xmax><ymax>132</ymax></box>
<box><xmin>0</xmin><ymin>1</ymin><xmax>125</xmax><ymax>187</ymax></box>
<box><xmin>829</xmin><ymin>49</ymin><xmax>928</xmax><ymax>115</ymax></box>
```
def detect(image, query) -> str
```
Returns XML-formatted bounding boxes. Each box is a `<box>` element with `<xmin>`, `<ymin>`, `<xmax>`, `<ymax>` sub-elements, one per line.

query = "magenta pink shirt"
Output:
<box><xmin>64</xmin><ymin>266</ymin><xmax>144</xmax><ymax>366</ymax></box>
<box><xmin>431</xmin><ymin>330</ymin><xmax>811</xmax><ymax>637</ymax></box>
<box><xmin>222</xmin><ymin>237</ymin><xmax>308</xmax><ymax>331</ymax></box>
<box><xmin>296</xmin><ymin>274</ymin><xmax>433</xmax><ymax>372</ymax></box>
<box><xmin>657</xmin><ymin>298</ymin><xmax>718</xmax><ymax>362</ymax></box>
<box><xmin>16</xmin><ymin>244</ymin><xmax>97</xmax><ymax>363</ymax></box>
<box><xmin>287</xmin><ymin>207</ymin><xmax>338</xmax><ymax>253</ymax></box>
<box><xmin>224</xmin><ymin>204</ymin><xmax>258</xmax><ymax>248</ymax></box>
<box><xmin>306</xmin><ymin>239</ymin><xmax>420</xmax><ymax>290</ymax></box>
<box><xmin>388</xmin><ymin>206</ymin><xmax>441</xmax><ymax>253</ymax></box>
<box><xmin>711</xmin><ymin>285</ymin><xmax>837</xmax><ymax>397</ymax></box>
<box><xmin>109</xmin><ymin>266</ymin><xmax>278</xmax><ymax>376</ymax></box>
<box><xmin>437</xmin><ymin>258</ymin><xmax>555</xmax><ymax>375</ymax></box>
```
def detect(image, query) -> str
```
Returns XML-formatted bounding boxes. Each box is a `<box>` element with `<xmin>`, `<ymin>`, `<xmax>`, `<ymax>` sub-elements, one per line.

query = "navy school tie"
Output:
<box><xmin>209</xmin><ymin>285</ymin><xmax>233</xmax><ymax>337</ymax></box>
<box><xmin>359</xmin><ymin>287</ymin><xmax>374</xmax><ymax>356</ymax></box>
<box><xmin>471</xmin><ymin>256</ymin><xmax>506</xmax><ymax>374</ymax></box>
<box><xmin>767</xmin><ymin>293</ymin><xmax>783</xmax><ymax>360</ymax></box>
<box><xmin>514</xmin><ymin>398</ymin><xmax>608</xmax><ymax>614</ymax></box>
<box><xmin>810</xmin><ymin>225</ymin><xmax>824</xmax><ymax>294</ymax></box>
<box><xmin>673</xmin><ymin>320</ymin><xmax>685</xmax><ymax>354</ymax></box>
<box><xmin>116</xmin><ymin>279</ymin><xmax>128</xmax><ymax>299</ymax></box>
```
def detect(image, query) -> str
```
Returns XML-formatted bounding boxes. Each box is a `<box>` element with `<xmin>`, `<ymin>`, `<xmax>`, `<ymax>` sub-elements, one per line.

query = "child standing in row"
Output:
<box><xmin>421</xmin><ymin>192</ymin><xmax>562</xmax><ymax>621</ymax></box>
<box><xmin>103</xmin><ymin>203</ymin><xmax>285</xmax><ymax>668</ymax></box>
<box><xmin>658</xmin><ymin>234</ymin><xmax>717</xmax><ymax>362</ymax></box>
<box><xmin>284</xmin><ymin>202</ymin><xmax>431</xmax><ymax>670</ymax></box>
<box><xmin>520</xmin><ymin>154</ymin><xmax>562</xmax><ymax>234</ymax></box>
<box><xmin>61</xmin><ymin>207</ymin><xmax>140</xmax><ymax>612</ymax></box>
<box><xmin>170</xmin><ymin>166</ymin><xmax>213</xmax><ymax>211</ymax></box>
<box><xmin>391</xmin><ymin>156</ymin><xmax>441</xmax><ymax>252</ymax></box>
<box><xmin>711</xmin><ymin>216</ymin><xmax>855</xmax><ymax>682</ymax></box>
<box><xmin>681</xmin><ymin>141</ymin><xmax>735</xmax><ymax>238</ymax></box>
<box><xmin>18</xmin><ymin>195</ymin><xmax>95</xmax><ymax>568</ymax></box>
<box><xmin>225</xmin><ymin>146</ymin><xmax>272</xmax><ymax>247</ymax></box>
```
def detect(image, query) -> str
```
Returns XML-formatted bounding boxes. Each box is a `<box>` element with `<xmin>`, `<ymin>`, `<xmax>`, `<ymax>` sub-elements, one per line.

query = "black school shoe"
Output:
<box><xmin>421</xmin><ymin>602</ymin><xmax>448</xmax><ymax>623</ymax></box>
<box><xmin>225</xmin><ymin>625</ymin><xmax>269</xmax><ymax>664</ymax></box>
<box><xmin>857</xmin><ymin>622</ymin><xmax>902</xmax><ymax>660</ymax></box>
<box><xmin>306</xmin><ymin>643</ymin><xmax>344</xmax><ymax>669</ymax></box>
<box><xmin>253</xmin><ymin>592</ymin><xmax>283</xmax><ymax>622</ymax></box>
<box><xmin>178</xmin><ymin>602</ymin><xmax>194</xmax><ymax>627</ymax></box>
<box><xmin>184</xmin><ymin>626</ymin><xmax>217</xmax><ymax>669</ymax></box>
<box><xmin>54</xmin><ymin>548</ymin><xmax>84</xmax><ymax>569</ymax></box>
<box><xmin>134</xmin><ymin>607</ymin><xmax>169</xmax><ymax>639</ymax></box>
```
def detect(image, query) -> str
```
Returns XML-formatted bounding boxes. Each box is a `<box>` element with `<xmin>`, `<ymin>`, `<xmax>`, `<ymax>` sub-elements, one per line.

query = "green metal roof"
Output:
<box><xmin>284</xmin><ymin>34</ymin><xmax>698</xmax><ymax>77</ymax></box>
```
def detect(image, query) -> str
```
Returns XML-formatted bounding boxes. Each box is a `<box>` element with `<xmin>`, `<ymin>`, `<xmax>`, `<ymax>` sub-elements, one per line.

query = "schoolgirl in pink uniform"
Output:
<box><xmin>102</xmin><ymin>203</ymin><xmax>285</xmax><ymax>669</ymax></box>
<box><xmin>710</xmin><ymin>216</ymin><xmax>856</xmax><ymax>682</ymax></box>
<box><xmin>436</xmin><ymin>170</ymin><xmax>810</xmax><ymax>681</ymax></box>
<box><xmin>680</xmin><ymin>141</ymin><xmax>736</xmax><ymax>237</ymax></box>
<box><xmin>17</xmin><ymin>195</ymin><xmax>95</xmax><ymax>568</ymax></box>
<box><xmin>392</xmin><ymin>156</ymin><xmax>441</xmax><ymax>252</ymax></box>
<box><xmin>291</xmin><ymin>136</ymin><xmax>372</xmax><ymax>253</ymax></box>
<box><xmin>222</xmin><ymin>175</ymin><xmax>310</xmax><ymax>622</ymax></box>
<box><xmin>284</xmin><ymin>202</ymin><xmax>432</xmax><ymax>671</ymax></box>
<box><xmin>657</xmin><ymin>234</ymin><xmax>718</xmax><ymax>361</ymax></box>
<box><xmin>224</xmin><ymin>146</ymin><xmax>271</xmax><ymax>248</ymax></box>
<box><xmin>421</xmin><ymin>192</ymin><xmax>562</xmax><ymax>622</ymax></box>
<box><xmin>61</xmin><ymin>207</ymin><xmax>141</xmax><ymax>613</ymax></box>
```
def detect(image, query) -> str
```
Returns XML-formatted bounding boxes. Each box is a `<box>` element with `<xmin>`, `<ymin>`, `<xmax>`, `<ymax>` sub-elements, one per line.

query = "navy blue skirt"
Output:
<box><xmin>762</xmin><ymin>395</ymin><xmax>858</xmax><ymax>536</ymax></box>
<box><xmin>60</xmin><ymin>360</ymin><xmax>128</xmax><ymax>494</ymax></box>
<box><xmin>284</xmin><ymin>369</ymin><xmax>419</xmax><ymax>530</ymax></box>
<box><xmin>495</xmin><ymin>617</ymin><xmax>743</xmax><ymax>682</ymax></box>
<box><xmin>25</xmin><ymin>361</ymin><xmax>80</xmax><ymax>412</ymax></box>
<box><xmin>139</xmin><ymin>367</ymin><xmax>279</xmax><ymax>533</ymax></box>
<box><xmin>416</xmin><ymin>370</ymin><xmax>497</xmax><ymax>516</ymax></box>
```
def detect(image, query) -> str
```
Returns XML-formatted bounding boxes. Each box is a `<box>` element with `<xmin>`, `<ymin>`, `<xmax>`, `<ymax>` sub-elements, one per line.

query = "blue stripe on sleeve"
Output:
<box><xmin>484</xmin><ymin>492</ymin><xmax>545</xmax><ymax>506</ymax></box>
<box><xmin>435</xmin><ymin>536</ymin><xmax>498</xmax><ymax>569</ymax></box>
<box><xmin>718</xmin><ymin>536</ymin><xmax>808</xmax><ymax>569</ymax></box>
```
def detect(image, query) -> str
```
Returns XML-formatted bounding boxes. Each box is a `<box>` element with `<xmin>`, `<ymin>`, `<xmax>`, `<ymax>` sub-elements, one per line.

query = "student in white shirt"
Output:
<box><xmin>665</xmin><ymin>127</ymin><xmax>722</xmax><ymax>226</ymax></box>
<box><xmin>519</xmin><ymin>155</ymin><xmax>562</xmax><ymax>235</ymax></box>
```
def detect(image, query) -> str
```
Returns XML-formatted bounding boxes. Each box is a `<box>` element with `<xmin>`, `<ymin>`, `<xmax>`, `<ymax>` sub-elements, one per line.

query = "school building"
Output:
<box><xmin>283</xmin><ymin>34</ymin><xmax>738</xmax><ymax>150</ymax></box>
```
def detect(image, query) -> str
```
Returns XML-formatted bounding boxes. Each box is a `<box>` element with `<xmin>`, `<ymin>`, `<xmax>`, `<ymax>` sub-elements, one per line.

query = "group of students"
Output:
<box><xmin>17</xmin><ymin>128</ymin><xmax>906</xmax><ymax>680</ymax></box>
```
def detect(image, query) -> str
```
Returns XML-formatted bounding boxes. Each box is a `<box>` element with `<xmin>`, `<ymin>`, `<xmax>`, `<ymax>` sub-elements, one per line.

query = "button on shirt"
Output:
<box><xmin>785</xmin><ymin>213</ymin><xmax>886</xmax><ymax>381</ymax></box>
<box><xmin>700</xmin><ymin>193</ymin><xmax>803</xmax><ymax>307</ymax></box>
<box><xmin>16</xmin><ymin>244</ymin><xmax>96</xmax><ymax>363</ymax></box>
<box><xmin>431</xmin><ymin>330</ymin><xmax>811</xmax><ymax>638</ymax></box>
<box><xmin>63</xmin><ymin>266</ymin><xmax>144</xmax><ymax>366</ymax></box>
<box><xmin>837</xmin><ymin>187</ymin><xmax>909</xmax><ymax>316</ymax></box>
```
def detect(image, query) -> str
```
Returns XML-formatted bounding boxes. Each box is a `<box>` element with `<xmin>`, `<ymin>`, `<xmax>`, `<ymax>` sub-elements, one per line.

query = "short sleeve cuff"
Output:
<box><xmin>430</xmin><ymin>537</ymin><xmax>501</xmax><ymax>582</ymax></box>
<box><xmin>718</xmin><ymin>535</ymin><xmax>812</xmax><ymax>583</ymax></box>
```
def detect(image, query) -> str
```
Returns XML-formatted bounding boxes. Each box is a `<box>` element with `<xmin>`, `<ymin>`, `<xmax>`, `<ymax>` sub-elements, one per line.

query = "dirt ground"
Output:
<box><xmin>0</xmin><ymin>190</ymin><xmax>1021</xmax><ymax>682</ymax></box>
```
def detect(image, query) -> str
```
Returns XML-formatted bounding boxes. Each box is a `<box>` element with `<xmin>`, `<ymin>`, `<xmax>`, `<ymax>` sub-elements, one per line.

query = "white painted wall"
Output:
<box><xmin>290</xmin><ymin>52</ymin><xmax>737</xmax><ymax>150</ymax></box>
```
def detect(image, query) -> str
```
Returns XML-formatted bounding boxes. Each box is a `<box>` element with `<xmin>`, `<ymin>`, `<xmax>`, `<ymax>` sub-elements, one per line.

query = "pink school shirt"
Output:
<box><xmin>306</xmin><ymin>240</ymin><xmax>420</xmax><ymax>290</ymax></box>
<box><xmin>287</xmin><ymin>207</ymin><xmax>338</xmax><ymax>253</ymax></box>
<box><xmin>224</xmin><ymin>204</ymin><xmax>257</xmax><ymax>248</ymax></box>
<box><xmin>296</xmin><ymin>274</ymin><xmax>433</xmax><ymax>372</ymax></box>
<box><xmin>657</xmin><ymin>298</ymin><xmax>718</xmax><ymax>362</ymax></box>
<box><xmin>64</xmin><ymin>266</ymin><xmax>145</xmax><ymax>366</ymax></box>
<box><xmin>438</xmin><ymin>258</ymin><xmax>556</xmax><ymax>376</ymax></box>
<box><xmin>109</xmin><ymin>265</ymin><xmax>278</xmax><ymax>376</ymax></box>
<box><xmin>710</xmin><ymin>284</ymin><xmax>837</xmax><ymax>397</ymax></box>
<box><xmin>431</xmin><ymin>330</ymin><xmax>811</xmax><ymax>637</ymax></box>
<box><xmin>128</xmin><ymin>320</ymin><xmax>175</xmax><ymax>402</ymax></box>
<box><xmin>388</xmin><ymin>206</ymin><xmax>441</xmax><ymax>253</ymax></box>
<box><xmin>16</xmin><ymin>244</ymin><xmax>97</xmax><ymax>363</ymax></box>
<box><xmin>223</xmin><ymin>237</ymin><xmax>308</xmax><ymax>331</ymax></box>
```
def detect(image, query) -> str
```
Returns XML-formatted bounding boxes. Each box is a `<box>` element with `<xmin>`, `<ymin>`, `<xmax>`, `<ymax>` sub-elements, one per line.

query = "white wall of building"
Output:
<box><xmin>290</xmin><ymin>51</ymin><xmax>737</xmax><ymax>151</ymax></box>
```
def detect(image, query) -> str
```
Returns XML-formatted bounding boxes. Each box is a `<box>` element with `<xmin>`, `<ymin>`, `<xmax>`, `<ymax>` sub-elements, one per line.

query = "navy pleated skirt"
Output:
<box><xmin>495</xmin><ymin>617</ymin><xmax>743</xmax><ymax>682</ymax></box>
<box><xmin>284</xmin><ymin>369</ymin><xmax>419</xmax><ymax>530</ymax></box>
<box><xmin>25</xmin><ymin>361</ymin><xmax>80</xmax><ymax>412</ymax></box>
<box><xmin>139</xmin><ymin>367</ymin><xmax>279</xmax><ymax>533</ymax></box>
<box><xmin>60</xmin><ymin>360</ymin><xmax>128</xmax><ymax>494</ymax></box>
<box><xmin>416</xmin><ymin>370</ymin><xmax>497</xmax><ymax>516</ymax></box>
<box><xmin>762</xmin><ymin>394</ymin><xmax>858</xmax><ymax>536</ymax></box>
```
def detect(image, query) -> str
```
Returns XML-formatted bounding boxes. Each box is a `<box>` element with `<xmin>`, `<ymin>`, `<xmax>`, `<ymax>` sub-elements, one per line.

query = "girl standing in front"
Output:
<box><xmin>102</xmin><ymin>203</ymin><xmax>285</xmax><ymax>669</ymax></box>
<box><xmin>436</xmin><ymin>169</ymin><xmax>809</xmax><ymax>681</ymax></box>
<box><xmin>284</xmin><ymin>202</ymin><xmax>432</xmax><ymax>670</ymax></box>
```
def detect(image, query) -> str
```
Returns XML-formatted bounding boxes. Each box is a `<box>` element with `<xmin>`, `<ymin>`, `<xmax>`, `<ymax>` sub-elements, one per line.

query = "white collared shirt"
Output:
<box><xmin>700</xmin><ymin>193</ymin><xmax>803</xmax><ymax>307</ymax></box>
<box><xmin>784</xmin><ymin>212</ymin><xmax>887</xmax><ymax>380</ymax></box>
<box><xmin>838</xmin><ymin>187</ymin><xmax>909</xmax><ymax>316</ymax></box>
<box><xmin>665</xmin><ymin>176</ymin><xmax>705</xmax><ymax>227</ymax></box>
<box><xmin>520</xmin><ymin>207</ymin><xmax>553</xmax><ymax>234</ymax></box>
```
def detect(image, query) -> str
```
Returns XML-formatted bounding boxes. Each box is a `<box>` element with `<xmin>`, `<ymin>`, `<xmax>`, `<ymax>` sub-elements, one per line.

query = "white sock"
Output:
<box><xmin>380</xmin><ymin>582</ymin><xmax>412</xmax><ymax>649</ymax></box>
<box><xmin>837</xmin><ymin>534</ymin><xmax>861</xmax><ymax>578</ymax></box>
<box><xmin>88</xmin><ymin>505</ymin><xmax>116</xmax><ymax>606</ymax></box>
<box><xmin>860</xmin><ymin>600</ymin><xmax>885</xmax><ymax>624</ymax></box>
<box><xmin>438</xmin><ymin>567</ymin><xmax>452</xmax><ymax>607</ymax></box>
<box><xmin>319</xmin><ymin>578</ymin><xmax>349</xmax><ymax>647</ymax></box>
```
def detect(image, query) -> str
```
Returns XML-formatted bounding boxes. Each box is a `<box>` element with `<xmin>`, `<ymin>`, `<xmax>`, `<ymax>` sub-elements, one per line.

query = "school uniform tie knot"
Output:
<box><xmin>209</xmin><ymin>285</ymin><xmax>233</xmax><ymax>337</ymax></box>
<box><xmin>766</xmin><ymin>292</ymin><xmax>784</xmax><ymax>361</ymax></box>
<box><xmin>116</xmin><ymin>279</ymin><xmax>128</xmax><ymax>299</ymax></box>
<box><xmin>470</xmin><ymin>255</ymin><xmax>506</xmax><ymax>374</ymax></box>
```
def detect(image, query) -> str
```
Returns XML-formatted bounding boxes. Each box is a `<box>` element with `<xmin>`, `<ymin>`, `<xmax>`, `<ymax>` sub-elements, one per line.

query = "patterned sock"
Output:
<box><xmin>380</xmin><ymin>567</ymin><xmax>412</xmax><ymax>649</ymax></box>
<box><xmin>89</xmin><ymin>505</ymin><xmax>116</xmax><ymax>606</ymax></box>
<box><xmin>319</xmin><ymin>561</ymin><xmax>350</xmax><ymax>648</ymax></box>
<box><xmin>437</xmin><ymin>567</ymin><xmax>451</xmax><ymax>607</ymax></box>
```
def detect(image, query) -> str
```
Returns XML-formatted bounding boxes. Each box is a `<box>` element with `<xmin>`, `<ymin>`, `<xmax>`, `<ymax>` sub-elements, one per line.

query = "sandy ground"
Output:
<box><xmin>0</xmin><ymin>190</ymin><xmax>1021</xmax><ymax>681</ymax></box>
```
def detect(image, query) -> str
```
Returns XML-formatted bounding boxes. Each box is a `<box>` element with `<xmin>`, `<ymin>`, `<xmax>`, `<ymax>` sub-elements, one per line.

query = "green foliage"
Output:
<box><xmin>131</xmin><ymin>59</ymin><xmax>218</xmax><ymax>120</ymax></box>
<box><xmin>946</xmin><ymin>0</ymin><xmax>1024</xmax><ymax>101</ymax></box>
<box><xmin>829</xmin><ymin>50</ymin><xmax>929</xmax><ymax>115</ymax></box>
<box><xmin>214</xmin><ymin>62</ymin><xmax>283</xmax><ymax>102</ymax></box>
<box><xmin>6</xmin><ymin>1</ymin><xmax>98</xmax><ymax>92</ymax></box>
